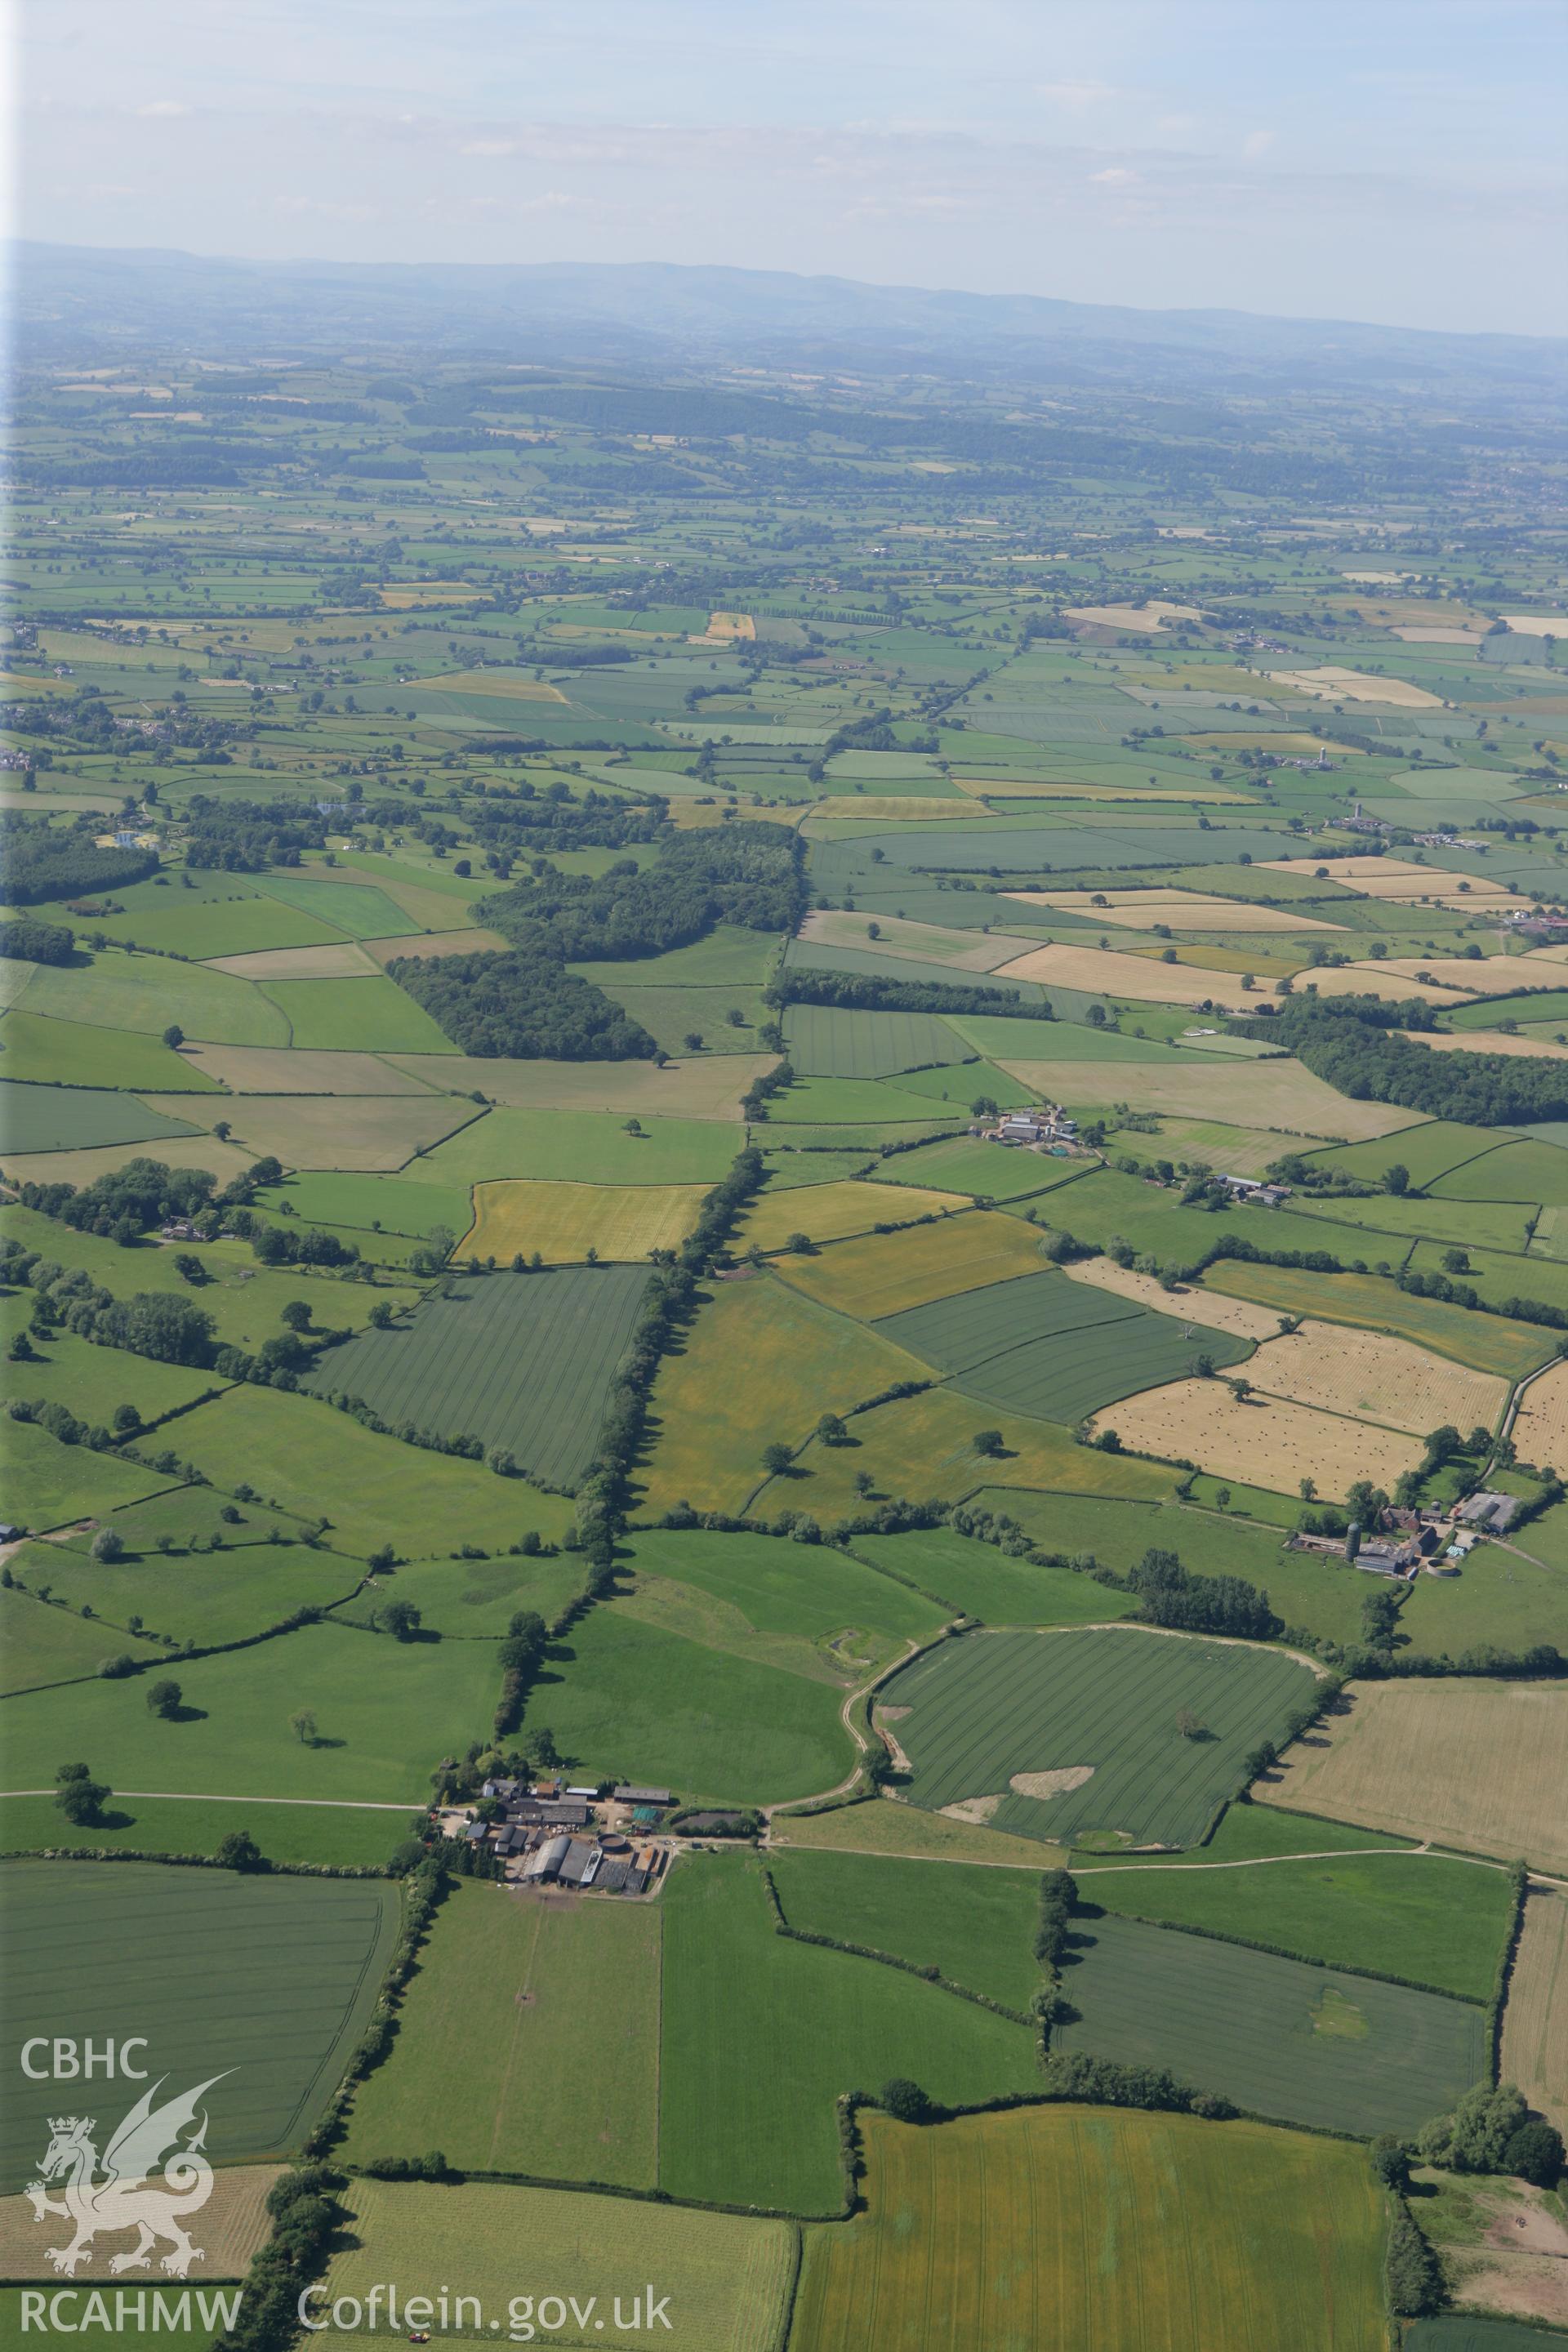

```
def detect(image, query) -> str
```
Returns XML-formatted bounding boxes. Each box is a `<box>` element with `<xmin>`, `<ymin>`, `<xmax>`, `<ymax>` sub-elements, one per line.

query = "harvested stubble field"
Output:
<box><xmin>325</xmin><ymin>2176</ymin><xmax>795</xmax><ymax>2351</ymax></box>
<box><xmin>795</xmin><ymin>907</ymin><xmax>1037</xmax><ymax>969</ymax></box>
<box><xmin>304</xmin><ymin>1266</ymin><xmax>650</xmax><ymax>1487</ymax></box>
<box><xmin>0</xmin><ymin>1863</ymin><xmax>399</xmax><ymax>2193</ymax></box>
<box><xmin>997</xmin><ymin>1052</ymin><xmax>1429</xmax><ymax>1136</ymax></box>
<box><xmin>775</xmin><ymin>1209</ymin><xmax>1049</xmax><ymax>1316</ymax></box>
<box><xmin>1056</xmin><ymin>1909</ymin><xmax>1486</xmax><ymax>2137</ymax></box>
<box><xmin>1500</xmin><ymin>1885</ymin><xmax>1568</xmax><ymax>2136</ymax></box>
<box><xmin>991</xmin><ymin>939</ymin><xmax>1278</xmax><ymax>1006</ymax></box>
<box><xmin>1269</xmin><ymin>1679</ymin><xmax>1568</xmax><ymax>1874</ymax></box>
<box><xmin>168</xmin><ymin>1042</ymin><xmax>442</xmax><ymax>1094</ymax></box>
<box><xmin>791</xmin><ymin>2105</ymin><xmax>1390</xmax><ymax>2352</ymax></box>
<box><xmin>1089</xmin><ymin>1377</ymin><xmax>1423</xmax><ymax>1499</ymax></box>
<box><xmin>1202</xmin><ymin>1263</ymin><xmax>1554</xmax><ymax>1380</ymax></box>
<box><xmin>1506</xmin><ymin>1361</ymin><xmax>1568</xmax><ymax>1471</ymax></box>
<box><xmin>461</xmin><ymin>1178</ymin><xmax>708</xmax><ymax>1263</ymax></box>
<box><xmin>876</xmin><ymin>1624</ymin><xmax>1319</xmax><ymax>1848</ymax></box>
<box><xmin>342</xmin><ymin>1882</ymin><xmax>660</xmax><ymax>2185</ymax></box>
<box><xmin>1002</xmin><ymin>888</ymin><xmax>1346</xmax><ymax>933</ymax></box>
<box><xmin>1241</xmin><ymin>1321</ymin><xmax>1508</xmax><ymax>1435</ymax></box>
<box><xmin>0</xmin><ymin>2163</ymin><xmax>279</xmax><ymax>2284</ymax></box>
<box><xmin>193</xmin><ymin>1092</ymin><xmax>479</xmax><ymax>1171</ymax></box>
<box><xmin>872</xmin><ymin>1266</ymin><xmax>1250</xmax><ymax>1423</ymax></box>
<box><xmin>739</xmin><ymin>1177</ymin><xmax>964</xmax><ymax>1254</ymax></box>
<box><xmin>1061</xmin><ymin>1256</ymin><xmax>1283</xmax><ymax>1336</ymax></box>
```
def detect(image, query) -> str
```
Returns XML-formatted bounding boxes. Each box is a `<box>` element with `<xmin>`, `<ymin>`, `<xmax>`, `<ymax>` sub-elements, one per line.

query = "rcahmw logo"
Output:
<box><xmin>21</xmin><ymin>2038</ymin><xmax>231</xmax><ymax>2280</ymax></box>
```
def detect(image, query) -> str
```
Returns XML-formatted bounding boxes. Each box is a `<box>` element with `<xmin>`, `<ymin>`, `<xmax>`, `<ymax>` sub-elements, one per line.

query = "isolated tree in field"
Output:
<box><xmin>880</xmin><ymin>2077</ymin><xmax>933</xmax><ymax>2123</ymax></box>
<box><xmin>290</xmin><ymin>1708</ymin><xmax>318</xmax><ymax>1746</ymax></box>
<box><xmin>1442</xmin><ymin>1247</ymin><xmax>1470</xmax><ymax>1275</ymax></box>
<box><xmin>1214</xmin><ymin>1487</ymin><xmax>1232</xmax><ymax>1512</ymax></box>
<box><xmin>1383</xmin><ymin>1163</ymin><xmax>1410</xmax><ymax>1196</ymax></box>
<box><xmin>368</xmin><ymin>1300</ymin><xmax>394</xmax><ymax>1329</ymax></box>
<box><xmin>162</xmin><ymin>1023</ymin><xmax>185</xmax><ymax>1049</ymax></box>
<box><xmin>1175</xmin><ymin>1708</ymin><xmax>1205</xmax><ymax>1740</ymax></box>
<box><xmin>1227</xmin><ymin>1377</ymin><xmax>1252</xmax><ymax>1402</ymax></box>
<box><xmin>1298</xmin><ymin>1477</ymin><xmax>1317</xmax><ymax>1503</ymax></box>
<box><xmin>377</xmin><ymin>1598</ymin><xmax>422</xmax><ymax>1642</ymax></box>
<box><xmin>684</xmin><ymin>1031</ymin><xmax>704</xmax><ymax>1053</ymax></box>
<box><xmin>90</xmin><ymin>1527</ymin><xmax>124</xmax><ymax>1563</ymax></box>
<box><xmin>762</xmin><ymin>1441</ymin><xmax>794</xmax><ymax>1476</ymax></box>
<box><xmin>147</xmin><ymin>1679</ymin><xmax>182</xmax><ymax>1718</ymax></box>
<box><xmin>972</xmin><ymin>1428</ymin><xmax>1004</xmax><ymax>1458</ymax></box>
<box><xmin>816</xmin><ymin>1411</ymin><xmax>848</xmax><ymax>1446</ymax></box>
<box><xmin>853</xmin><ymin>1469</ymin><xmax>875</xmax><ymax>1496</ymax></box>
<box><xmin>623</xmin><ymin>1117</ymin><xmax>643</xmax><ymax>1136</ymax></box>
<box><xmin>786</xmin><ymin>1232</ymin><xmax>815</xmax><ymax>1254</ymax></box>
<box><xmin>280</xmin><ymin>1299</ymin><xmax>313</xmax><ymax>1332</ymax></box>
<box><xmin>216</xmin><ymin>1829</ymin><xmax>265</xmax><ymax>1873</ymax></box>
<box><xmin>55</xmin><ymin>1762</ymin><xmax>110</xmax><ymax>1826</ymax></box>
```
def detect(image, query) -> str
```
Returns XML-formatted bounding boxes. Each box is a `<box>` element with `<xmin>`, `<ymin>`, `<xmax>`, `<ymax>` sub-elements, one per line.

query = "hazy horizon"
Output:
<box><xmin>15</xmin><ymin>0</ymin><xmax>1567</xmax><ymax>340</ymax></box>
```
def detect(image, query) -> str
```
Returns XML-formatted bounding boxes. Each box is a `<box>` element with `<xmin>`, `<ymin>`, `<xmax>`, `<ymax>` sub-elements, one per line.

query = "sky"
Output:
<box><xmin>12</xmin><ymin>0</ymin><xmax>1568</xmax><ymax>337</ymax></box>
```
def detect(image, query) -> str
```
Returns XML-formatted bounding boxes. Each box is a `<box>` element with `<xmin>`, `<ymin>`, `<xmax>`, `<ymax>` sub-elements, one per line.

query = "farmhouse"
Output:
<box><xmin>612</xmin><ymin>1784</ymin><xmax>673</xmax><ymax>1808</ymax></box>
<box><xmin>1216</xmin><ymin>1174</ymin><xmax>1291</xmax><ymax>1206</ymax></box>
<box><xmin>1456</xmin><ymin>1490</ymin><xmax>1521</xmax><ymax>1532</ymax></box>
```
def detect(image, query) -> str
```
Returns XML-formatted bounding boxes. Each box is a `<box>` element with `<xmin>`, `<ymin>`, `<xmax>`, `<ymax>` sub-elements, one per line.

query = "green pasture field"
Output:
<box><xmin>342</xmin><ymin>1882</ymin><xmax>660</xmax><ymax>2186</ymax></box>
<box><xmin>1405</xmin><ymin>2322</ymin><xmax>1568</xmax><ymax>2352</ymax></box>
<box><xmin>52</xmin><ymin>1477</ymin><xmax>305</xmax><ymax>1557</ymax></box>
<box><xmin>247</xmin><ymin>874</ymin><xmax>419</xmax><ymax>938</ymax></box>
<box><xmin>1290</xmin><ymin>1190</ymin><xmax>1535</xmax><ymax>1254</ymax></box>
<box><xmin>1203</xmin><ymin>1261</ymin><xmax>1555</xmax><ymax>1378</ymax></box>
<box><xmin>0</xmin><ymin>1793</ymin><xmax>414</xmax><ymax>1870</ymax></box>
<box><xmin>847</xmin><ymin>1526</ymin><xmax>1142</xmax><ymax>1628</ymax></box>
<box><xmin>81</xmin><ymin>893</ymin><xmax>352</xmax><ymax>960</ymax></box>
<box><xmin>262</xmin><ymin>973</ymin><xmax>457</xmax><ymax>1053</ymax></box>
<box><xmin>767</xmin><ymin>1846</ymin><xmax>1040</xmax><ymax>2009</ymax></box>
<box><xmin>868</xmin><ymin>1137</ymin><xmax>1093</xmax><ymax>1201</ymax></box>
<box><xmin>970</xmin><ymin>1490</ymin><xmax>1374</xmax><ymax>1648</ymax></box>
<box><xmin>877</xmin><ymin>1625</ymin><xmax>1319</xmax><ymax>1848</ymax></box>
<box><xmin>1399</xmin><ymin>1544</ymin><xmax>1568</xmax><ymax>1659</ymax></box>
<box><xmin>304</xmin><ymin>1265</ymin><xmax>650</xmax><ymax>1488</ymax></box>
<box><xmin>158</xmin><ymin>1382</ymin><xmax>575</xmax><ymax>1557</ymax></box>
<box><xmin>3</xmin><ymin>1532</ymin><xmax>363</xmax><ymax>1652</ymax></box>
<box><xmin>0</xmin><ymin>1618</ymin><xmax>503</xmax><ymax>1806</ymax></box>
<box><xmin>411</xmin><ymin>1105</ymin><xmax>736</xmax><ymax>1188</ymax></box>
<box><xmin>1019</xmin><ymin>1165</ymin><xmax>1374</xmax><ymax>1272</ymax></box>
<box><xmin>596</xmin><ymin>982</ymin><xmax>771</xmax><ymax>1055</ymax></box>
<box><xmin>1446</xmin><ymin>987</ymin><xmax>1568</xmax><ymax>1030</ymax></box>
<box><xmin>621</xmin><ymin>1528</ymin><xmax>947</xmax><ymax>1680</ymax></box>
<box><xmin>947</xmin><ymin>1011</ymin><xmax>1196</xmax><ymax>1062</ymax></box>
<box><xmin>0</xmin><ymin>1011</ymin><xmax>220</xmax><ymax>1091</ymax></box>
<box><xmin>0</xmin><ymin>1080</ymin><xmax>197</xmax><ymax>1156</ymax></box>
<box><xmin>325</xmin><ymin>2176</ymin><xmax>795</xmax><ymax>2352</ymax></box>
<box><xmin>0</xmin><ymin>1584</ymin><xmax>165</xmax><ymax>1694</ymax></box>
<box><xmin>1055</xmin><ymin>1908</ymin><xmax>1486</xmax><ymax>2136</ymax></box>
<box><xmin>889</xmin><ymin>1057</ymin><xmax>1036</xmax><ymax>1110</ymax></box>
<box><xmin>791</xmin><ymin>2105</ymin><xmax>1390</xmax><ymax>2352</ymax></box>
<box><xmin>0</xmin><ymin>1307</ymin><xmax>227</xmax><ymax>1428</ymax></box>
<box><xmin>775</xmin><ymin>1378</ymin><xmax>1176</xmax><ymax>1520</ymax></box>
<box><xmin>1083</xmin><ymin>1811</ymin><xmax>1512</xmax><ymax>1998</ymax></box>
<box><xmin>781</xmin><ymin>1005</ymin><xmax>971</xmax><ymax>1080</ymax></box>
<box><xmin>0</xmin><ymin>1417</ymin><xmax>171</xmax><ymax>1531</ymax></box>
<box><xmin>541</xmin><ymin>1597</ymin><xmax>852</xmax><ymax>1804</ymax></box>
<box><xmin>1302</xmin><ymin>1120</ymin><xmax>1508</xmax><ymax>1190</ymax></box>
<box><xmin>572</xmin><ymin>923</ymin><xmax>782</xmax><ymax>987</ymax></box>
<box><xmin>1406</xmin><ymin>1232</ymin><xmax>1568</xmax><ymax>1316</ymax></box>
<box><xmin>770</xmin><ymin>1074</ymin><xmax>969</xmax><ymax>1125</ymax></box>
<box><xmin>0</xmin><ymin>1204</ymin><xmax>425</xmax><ymax>1350</ymax></box>
<box><xmin>336</xmin><ymin>1548</ymin><xmax>585</xmax><ymax>1637</ymax></box>
<box><xmin>15</xmin><ymin>950</ymin><xmax>288</xmax><ymax>1048</ymax></box>
<box><xmin>0</xmin><ymin>1860</ymin><xmax>399</xmax><ymax>2191</ymax></box>
<box><xmin>255</xmin><ymin>1169</ymin><xmax>473</xmax><ymax>1236</ymax></box>
<box><xmin>638</xmin><ymin>1272</ymin><xmax>933</xmax><ymax>1518</ymax></box>
<box><xmin>871</xmin><ymin>1266</ymin><xmax>1249</xmax><ymax>1421</ymax></box>
<box><xmin>657</xmin><ymin>1853</ymin><xmax>1040</xmax><ymax>2212</ymax></box>
<box><xmin>1430</xmin><ymin>1136</ymin><xmax>1568</xmax><ymax>1205</ymax></box>
<box><xmin>773</xmin><ymin>1792</ymin><xmax>1067</xmax><ymax>1869</ymax></box>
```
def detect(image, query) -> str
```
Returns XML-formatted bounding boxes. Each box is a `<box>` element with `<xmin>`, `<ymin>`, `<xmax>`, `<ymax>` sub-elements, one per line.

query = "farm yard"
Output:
<box><xmin>2</xmin><ymin>261</ymin><xmax>1567</xmax><ymax>2352</ymax></box>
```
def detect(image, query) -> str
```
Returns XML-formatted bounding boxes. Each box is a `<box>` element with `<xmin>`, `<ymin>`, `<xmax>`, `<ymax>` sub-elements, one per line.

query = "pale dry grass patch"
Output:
<box><xmin>1003</xmin><ymin>891</ymin><xmax>1344</xmax><ymax>933</ymax></box>
<box><xmin>1062</xmin><ymin>1258</ymin><xmax>1283</xmax><ymax>1339</ymax></box>
<box><xmin>1501</xmin><ymin>1886</ymin><xmax>1568</xmax><ymax>2137</ymax></box>
<box><xmin>991</xmin><ymin>941</ymin><xmax>1277</xmax><ymax>1009</ymax></box>
<box><xmin>1087</xmin><ymin>1380</ymin><xmax>1423</xmax><ymax>1501</ymax></box>
<box><xmin>462</xmin><ymin>1178</ymin><xmax>709</xmax><ymax>1263</ymax></box>
<box><xmin>1245</xmin><ymin>1321</ymin><xmax>1508</xmax><ymax>1436</ymax></box>
<box><xmin>1508</xmin><ymin>1361</ymin><xmax>1568</xmax><ymax>1470</ymax></box>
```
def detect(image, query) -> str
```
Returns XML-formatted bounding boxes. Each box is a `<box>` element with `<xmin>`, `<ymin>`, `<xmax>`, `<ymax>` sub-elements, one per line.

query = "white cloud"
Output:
<box><xmin>459</xmin><ymin>136</ymin><xmax>519</xmax><ymax>156</ymax></box>
<box><xmin>136</xmin><ymin>100</ymin><xmax>190</xmax><ymax>117</ymax></box>
<box><xmin>1034</xmin><ymin>80</ymin><xmax>1118</xmax><ymax>108</ymax></box>
<box><xmin>1241</xmin><ymin>128</ymin><xmax>1275</xmax><ymax>160</ymax></box>
<box><xmin>1089</xmin><ymin>166</ymin><xmax>1138</xmax><ymax>187</ymax></box>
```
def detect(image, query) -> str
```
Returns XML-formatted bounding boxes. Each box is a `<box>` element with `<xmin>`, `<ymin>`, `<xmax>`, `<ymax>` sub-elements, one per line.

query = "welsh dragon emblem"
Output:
<box><xmin>25</xmin><ymin>2076</ymin><xmax>229</xmax><ymax>2277</ymax></box>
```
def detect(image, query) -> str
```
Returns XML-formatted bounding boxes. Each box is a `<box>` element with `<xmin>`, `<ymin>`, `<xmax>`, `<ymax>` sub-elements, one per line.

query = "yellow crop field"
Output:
<box><xmin>1510</xmin><ymin>1361</ymin><xmax>1568</xmax><ymax>1469</ymax></box>
<box><xmin>792</xmin><ymin>2106</ymin><xmax>1389</xmax><ymax>2352</ymax></box>
<box><xmin>991</xmin><ymin>940</ymin><xmax>1276</xmax><ymax>1008</ymax></box>
<box><xmin>1065</xmin><ymin>599</ymin><xmax>1203</xmax><ymax>630</ymax></box>
<box><xmin>775</xmin><ymin>1211</ymin><xmax>1050</xmax><ymax>1318</ymax></box>
<box><xmin>0</xmin><ymin>2163</ymin><xmax>280</xmax><ymax>2283</ymax></box>
<box><xmin>992</xmin><ymin>1054</ymin><xmax>1427</xmax><ymax>1139</ymax></box>
<box><xmin>1203</xmin><ymin>1262</ymin><xmax>1553</xmax><ymax>1379</ymax></box>
<box><xmin>1003</xmin><ymin>889</ymin><xmax>1345</xmax><ymax>933</ymax></box>
<box><xmin>1267</xmin><ymin>1678</ymin><xmax>1568</xmax><ymax>1874</ymax></box>
<box><xmin>795</xmin><ymin>907</ymin><xmax>1035</xmax><ymax>969</ymax></box>
<box><xmin>1061</xmin><ymin>1258</ymin><xmax>1283</xmax><ymax>1338</ymax></box>
<box><xmin>203</xmin><ymin>942</ymin><xmax>379</xmax><ymax>980</ymax></box>
<box><xmin>1088</xmin><ymin>1379</ymin><xmax>1423</xmax><ymax>1500</ymax></box>
<box><xmin>740</xmin><ymin>1178</ymin><xmax>969</xmax><ymax>1254</ymax></box>
<box><xmin>702</xmin><ymin>610</ymin><xmax>757</xmax><ymax>639</ymax></box>
<box><xmin>461</xmin><ymin>1179</ymin><xmax>710</xmax><ymax>1263</ymax></box>
<box><xmin>1258</xmin><ymin>854</ymin><xmax>1507</xmax><ymax>902</ymax></box>
<box><xmin>1267</xmin><ymin>666</ymin><xmax>1444</xmax><ymax>708</ymax></box>
<box><xmin>1502</xmin><ymin>1886</ymin><xmax>1568</xmax><ymax>2136</ymax></box>
<box><xmin>1244</xmin><ymin>1321</ymin><xmax>1508</xmax><ymax>1435</ymax></box>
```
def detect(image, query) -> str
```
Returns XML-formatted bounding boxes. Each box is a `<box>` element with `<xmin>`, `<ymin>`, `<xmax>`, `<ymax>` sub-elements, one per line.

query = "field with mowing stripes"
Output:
<box><xmin>1500</xmin><ymin>1885</ymin><xmax>1568</xmax><ymax>2137</ymax></box>
<box><xmin>872</xmin><ymin>1267</ymin><xmax>1250</xmax><ymax>1420</ymax></box>
<box><xmin>876</xmin><ymin>1625</ymin><xmax>1318</xmax><ymax>1848</ymax></box>
<box><xmin>1</xmin><ymin>1862</ymin><xmax>399</xmax><ymax>2192</ymax></box>
<box><xmin>791</xmin><ymin>2105</ymin><xmax>1390</xmax><ymax>2352</ymax></box>
<box><xmin>1202</xmin><ymin>1263</ymin><xmax>1553</xmax><ymax>1379</ymax></box>
<box><xmin>782</xmin><ymin>1004</ymin><xmax>971</xmax><ymax>1077</ymax></box>
<box><xmin>304</xmin><ymin>1266</ymin><xmax>649</xmax><ymax>1486</ymax></box>
<box><xmin>461</xmin><ymin>1178</ymin><xmax>708</xmax><ymax>1263</ymax></box>
<box><xmin>1057</xmin><ymin>1909</ymin><xmax>1486</xmax><ymax>2136</ymax></box>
